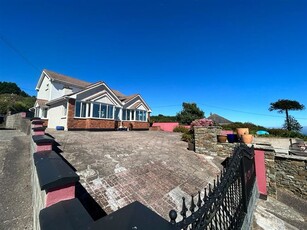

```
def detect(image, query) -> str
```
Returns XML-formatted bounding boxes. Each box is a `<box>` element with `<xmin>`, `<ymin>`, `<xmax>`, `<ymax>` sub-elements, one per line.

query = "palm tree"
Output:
<box><xmin>269</xmin><ymin>99</ymin><xmax>305</xmax><ymax>131</ymax></box>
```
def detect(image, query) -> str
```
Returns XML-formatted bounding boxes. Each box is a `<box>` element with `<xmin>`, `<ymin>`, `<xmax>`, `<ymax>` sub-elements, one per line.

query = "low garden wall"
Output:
<box><xmin>194</xmin><ymin>126</ymin><xmax>234</xmax><ymax>157</ymax></box>
<box><xmin>193</xmin><ymin>126</ymin><xmax>307</xmax><ymax>200</ymax></box>
<box><xmin>275</xmin><ymin>154</ymin><xmax>307</xmax><ymax>199</ymax></box>
<box><xmin>5</xmin><ymin>112</ymin><xmax>32</xmax><ymax>134</ymax></box>
<box><xmin>152</xmin><ymin>122</ymin><xmax>190</xmax><ymax>132</ymax></box>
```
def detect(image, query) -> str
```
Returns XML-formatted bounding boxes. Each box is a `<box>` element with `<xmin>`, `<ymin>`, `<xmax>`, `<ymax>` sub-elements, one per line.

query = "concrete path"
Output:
<box><xmin>253</xmin><ymin>189</ymin><xmax>307</xmax><ymax>230</ymax></box>
<box><xmin>0</xmin><ymin>130</ymin><xmax>32</xmax><ymax>230</ymax></box>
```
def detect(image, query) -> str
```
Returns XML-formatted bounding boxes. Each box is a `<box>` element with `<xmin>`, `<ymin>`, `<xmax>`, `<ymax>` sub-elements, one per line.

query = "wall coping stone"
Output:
<box><xmin>32</xmin><ymin>120</ymin><xmax>44</xmax><ymax>125</ymax></box>
<box><xmin>32</xmin><ymin>135</ymin><xmax>54</xmax><ymax>144</ymax></box>
<box><xmin>34</xmin><ymin>157</ymin><xmax>79</xmax><ymax>191</ymax></box>
<box><xmin>33</xmin><ymin>151</ymin><xmax>62</xmax><ymax>165</ymax></box>
<box><xmin>39</xmin><ymin>198</ymin><xmax>93</xmax><ymax>230</ymax></box>
<box><xmin>253</xmin><ymin>144</ymin><xmax>275</xmax><ymax>151</ymax></box>
<box><xmin>275</xmin><ymin>153</ymin><xmax>307</xmax><ymax>161</ymax></box>
<box><xmin>31</xmin><ymin>117</ymin><xmax>41</xmax><ymax>121</ymax></box>
<box><xmin>89</xmin><ymin>201</ymin><xmax>175</xmax><ymax>229</ymax></box>
<box><xmin>32</xmin><ymin>126</ymin><xmax>47</xmax><ymax>131</ymax></box>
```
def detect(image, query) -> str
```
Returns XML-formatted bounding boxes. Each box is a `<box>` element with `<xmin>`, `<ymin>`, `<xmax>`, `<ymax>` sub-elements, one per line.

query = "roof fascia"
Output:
<box><xmin>51</xmin><ymin>78</ymin><xmax>87</xmax><ymax>89</ymax></box>
<box><xmin>124</xmin><ymin>95</ymin><xmax>152</xmax><ymax>112</ymax></box>
<box><xmin>35</xmin><ymin>71</ymin><xmax>50</xmax><ymax>91</ymax></box>
<box><xmin>69</xmin><ymin>82</ymin><xmax>123</xmax><ymax>105</ymax></box>
<box><xmin>46</xmin><ymin>97</ymin><xmax>67</xmax><ymax>106</ymax></box>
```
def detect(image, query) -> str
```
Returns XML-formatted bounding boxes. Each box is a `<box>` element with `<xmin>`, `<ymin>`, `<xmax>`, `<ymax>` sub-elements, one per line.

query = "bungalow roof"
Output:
<box><xmin>43</xmin><ymin>69</ymin><xmax>91</xmax><ymax>88</ymax></box>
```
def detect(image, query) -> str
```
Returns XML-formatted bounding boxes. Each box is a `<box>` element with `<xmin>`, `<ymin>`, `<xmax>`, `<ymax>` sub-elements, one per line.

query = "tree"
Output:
<box><xmin>0</xmin><ymin>81</ymin><xmax>29</xmax><ymax>97</ymax></box>
<box><xmin>269</xmin><ymin>99</ymin><xmax>305</xmax><ymax>131</ymax></box>
<box><xmin>282</xmin><ymin>115</ymin><xmax>302</xmax><ymax>132</ymax></box>
<box><xmin>176</xmin><ymin>102</ymin><xmax>204</xmax><ymax>125</ymax></box>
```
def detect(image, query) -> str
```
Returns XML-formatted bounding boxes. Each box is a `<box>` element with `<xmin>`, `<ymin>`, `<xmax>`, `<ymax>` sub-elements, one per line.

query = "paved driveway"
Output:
<box><xmin>48</xmin><ymin>130</ymin><xmax>225</xmax><ymax>220</ymax></box>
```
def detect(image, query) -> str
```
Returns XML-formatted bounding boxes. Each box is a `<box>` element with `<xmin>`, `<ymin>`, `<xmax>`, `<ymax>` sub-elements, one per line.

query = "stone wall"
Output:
<box><xmin>5</xmin><ymin>112</ymin><xmax>32</xmax><ymax>134</ymax></box>
<box><xmin>275</xmin><ymin>154</ymin><xmax>307</xmax><ymax>199</ymax></box>
<box><xmin>257</xmin><ymin>144</ymin><xmax>307</xmax><ymax>200</ymax></box>
<box><xmin>262</xmin><ymin>148</ymin><xmax>277</xmax><ymax>198</ymax></box>
<box><xmin>194</xmin><ymin>126</ymin><xmax>234</xmax><ymax>157</ymax></box>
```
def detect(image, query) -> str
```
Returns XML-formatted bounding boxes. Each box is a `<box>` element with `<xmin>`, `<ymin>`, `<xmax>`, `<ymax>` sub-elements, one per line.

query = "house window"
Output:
<box><xmin>63</xmin><ymin>103</ymin><xmax>67</xmax><ymax>117</ymax></box>
<box><xmin>93</xmin><ymin>103</ymin><xmax>100</xmax><ymax>118</ymax></box>
<box><xmin>101</xmin><ymin>104</ymin><xmax>107</xmax><ymax>118</ymax></box>
<box><xmin>42</xmin><ymin>108</ymin><xmax>48</xmax><ymax>118</ymax></box>
<box><xmin>35</xmin><ymin>107</ymin><xmax>39</xmax><ymax>117</ymax></box>
<box><xmin>122</xmin><ymin>109</ymin><xmax>127</xmax><ymax>120</ymax></box>
<box><xmin>108</xmin><ymin>106</ymin><xmax>113</xmax><ymax>119</ymax></box>
<box><xmin>136</xmin><ymin>110</ymin><xmax>147</xmax><ymax>121</ymax></box>
<box><xmin>122</xmin><ymin>109</ymin><xmax>134</xmax><ymax>121</ymax></box>
<box><xmin>91</xmin><ymin>102</ymin><xmax>114</xmax><ymax>119</ymax></box>
<box><xmin>115</xmin><ymin>108</ymin><xmax>120</xmax><ymax>120</ymax></box>
<box><xmin>75</xmin><ymin>101</ymin><xmax>87</xmax><ymax>118</ymax></box>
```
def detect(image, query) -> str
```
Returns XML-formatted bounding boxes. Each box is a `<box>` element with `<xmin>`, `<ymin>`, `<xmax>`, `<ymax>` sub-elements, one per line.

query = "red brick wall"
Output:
<box><xmin>122</xmin><ymin>121</ymin><xmax>149</xmax><ymax>130</ymax></box>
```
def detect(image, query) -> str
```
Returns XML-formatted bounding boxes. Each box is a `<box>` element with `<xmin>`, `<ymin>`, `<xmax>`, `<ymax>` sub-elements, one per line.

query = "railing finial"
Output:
<box><xmin>189</xmin><ymin>195</ymin><xmax>196</xmax><ymax>213</ymax></box>
<box><xmin>169</xmin><ymin>210</ymin><xmax>177</xmax><ymax>224</ymax></box>
<box><xmin>180</xmin><ymin>197</ymin><xmax>188</xmax><ymax>219</ymax></box>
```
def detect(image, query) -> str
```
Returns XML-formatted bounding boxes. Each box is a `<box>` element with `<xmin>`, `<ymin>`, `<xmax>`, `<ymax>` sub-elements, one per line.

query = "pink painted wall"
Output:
<box><xmin>46</xmin><ymin>183</ymin><xmax>75</xmax><ymax>207</ymax></box>
<box><xmin>152</xmin><ymin>122</ymin><xmax>190</xmax><ymax>132</ymax></box>
<box><xmin>152</xmin><ymin>122</ymin><xmax>179</xmax><ymax>132</ymax></box>
<box><xmin>254</xmin><ymin>150</ymin><xmax>267</xmax><ymax>199</ymax></box>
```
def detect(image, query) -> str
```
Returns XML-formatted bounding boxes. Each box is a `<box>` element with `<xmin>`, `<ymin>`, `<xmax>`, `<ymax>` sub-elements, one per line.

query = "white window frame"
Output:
<box><xmin>75</xmin><ymin>101</ymin><xmax>87</xmax><ymax>118</ymax></box>
<box><xmin>90</xmin><ymin>102</ymin><xmax>114</xmax><ymax>120</ymax></box>
<box><xmin>42</xmin><ymin>108</ymin><xmax>48</xmax><ymax>118</ymax></box>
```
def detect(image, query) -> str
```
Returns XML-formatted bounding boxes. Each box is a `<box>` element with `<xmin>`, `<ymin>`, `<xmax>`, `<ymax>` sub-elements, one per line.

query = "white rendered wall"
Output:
<box><xmin>50</xmin><ymin>81</ymin><xmax>83</xmax><ymax>101</ymax></box>
<box><xmin>37</xmin><ymin>76</ymin><xmax>51</xmax><ymax>100</ymax></box>
<box><xmin>47</xmin><ymin>101</ymin><xmax>67</xmax><ymax>130</ymax></box>
<box><xmin>94</xmin><ymin>95</ymin><xmax>114</xmax><ymax>104</ymax></box>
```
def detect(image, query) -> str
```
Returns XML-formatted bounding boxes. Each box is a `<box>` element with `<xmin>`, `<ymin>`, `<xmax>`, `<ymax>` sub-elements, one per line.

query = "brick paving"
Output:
<box><xmin>48</xmin><ymin>130</ymin><xmax>225</xmax><ymax>220</ymax></box>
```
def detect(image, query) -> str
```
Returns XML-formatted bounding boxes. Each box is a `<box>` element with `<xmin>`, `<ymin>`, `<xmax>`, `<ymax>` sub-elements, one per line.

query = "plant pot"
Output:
<box><xmin>236</xmin><ymin>128</ymin><xmax>249</xmax><ymax>137</ymax></box>
<box><xmin>217</xmin><ymin>135</ymin><xmax>227</xmax><ymax>143</ymax></box>
<box><xmin>227</xmin><ymin>134</ymin><xmax>238</xmax><ymax>143</ymax></box>
<box><xmin>188</xmin><ymin>141</ymin><xmax>195</xmax><ymax>151</ymax></box>
<box><xmin>242</xmin><ymin>134</ymin><xmax>253</xmax><ymax>144</ymax></box>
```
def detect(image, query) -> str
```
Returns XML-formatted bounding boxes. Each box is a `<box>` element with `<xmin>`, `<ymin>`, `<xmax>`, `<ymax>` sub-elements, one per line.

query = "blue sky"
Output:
<box><xmin>0</xmin><ymin>0</ymin><xmax>306</xmax><ymax>127</ymax></box>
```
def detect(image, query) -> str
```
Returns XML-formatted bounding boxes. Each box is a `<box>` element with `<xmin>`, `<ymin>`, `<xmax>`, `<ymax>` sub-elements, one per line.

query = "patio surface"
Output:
<box><xmin>48</xmin><ymin>130</ymin><xmax>226</xmax><ymax>220</ymax></box>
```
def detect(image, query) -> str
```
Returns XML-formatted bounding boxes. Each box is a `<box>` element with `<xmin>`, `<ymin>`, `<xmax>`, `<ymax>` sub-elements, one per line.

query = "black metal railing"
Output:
<box><xmin>169</xmin><ymin>144</ymin><xmax>256</xmax><ymax>230</ymax></box>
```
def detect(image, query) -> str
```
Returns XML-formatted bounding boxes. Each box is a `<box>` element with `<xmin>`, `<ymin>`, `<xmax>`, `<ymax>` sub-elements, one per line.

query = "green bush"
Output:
<box><xmin>221</xmin><ymin>122</ymin><xmax>266</xmax><ymax>134</ymax></box>
<box><xmin>267</xmin><ymin>128</ymin><xmax>307</xmax><ymax>140</ymax></box>
<box><xmin>173</xmin><ymin>125</ymin><xmax>189</xmax><ymax>133</ymax></box>
<box><xmin>181</xmin><ymin>132</ymin><xmax>194</xmax><ymax>142</ymax></box>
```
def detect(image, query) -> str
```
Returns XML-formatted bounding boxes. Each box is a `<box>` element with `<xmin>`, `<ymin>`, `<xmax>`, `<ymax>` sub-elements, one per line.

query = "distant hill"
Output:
<box><xmin>0</xmin><ymin>81</ymin><xmax>36</xmax><ymax>115</ymax></box>
<box><xmin>301</xmin><ymin>126</ymin><xmax>307</xmax><ymax>135</ymax></box>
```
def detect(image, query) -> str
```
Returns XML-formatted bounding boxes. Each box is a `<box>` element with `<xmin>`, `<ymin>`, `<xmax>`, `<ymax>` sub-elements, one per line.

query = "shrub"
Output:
<box><xmin>190</xmin><ymin>118</ymin><xmax>214</xmax><ymax>128</ymax></box>
<box><xmin>267</xmin><ymin>128</ymin><xmax>307</xmax><ymax>140</ymax></box>
<box><xmin>173</xmin><ymin>125</ymin><xmax>189</xmax><ymax>133</ymax></box>
<box><xmin>181</xmin><ymin>131</ymin><xmax>194</xmax><ymax>142</ymax></box>
<box><xmin>221</xmin><ymin>122</ymin><xmax>266</xmax><ymax>134</ymax></box>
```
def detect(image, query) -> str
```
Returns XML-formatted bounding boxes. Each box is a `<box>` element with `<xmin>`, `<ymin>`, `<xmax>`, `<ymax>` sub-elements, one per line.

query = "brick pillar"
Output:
<box><xmin>67</xmin><ymin>98</ymin><xmax>76</xmax><ymax>130</ymax></box>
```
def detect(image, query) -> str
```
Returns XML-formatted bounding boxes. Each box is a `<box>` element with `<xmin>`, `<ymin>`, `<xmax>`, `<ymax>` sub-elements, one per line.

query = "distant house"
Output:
<box><xmin>207</xmin><ymin>113</ymin><xmax>232</xmax><ymax>125</ymax></box>
<box><xmin>31</xmin><ymin>69</ymin><xmax>151</xmax><ymax>130</ymax></box>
